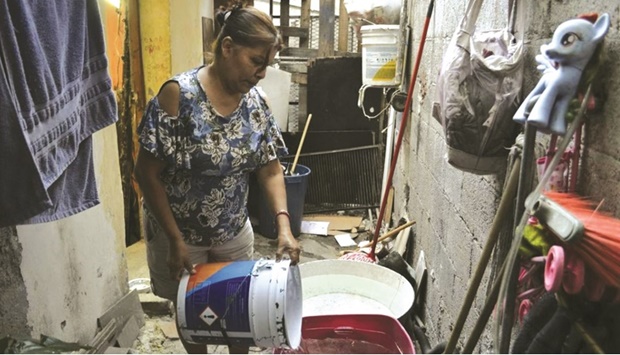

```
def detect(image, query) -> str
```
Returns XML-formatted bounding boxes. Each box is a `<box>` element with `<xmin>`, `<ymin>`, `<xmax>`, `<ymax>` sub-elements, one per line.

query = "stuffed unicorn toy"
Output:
<box><xmin>513</xmin><ymin>13</ymin><xmax>610</xmax><ymax>135</ymax></box>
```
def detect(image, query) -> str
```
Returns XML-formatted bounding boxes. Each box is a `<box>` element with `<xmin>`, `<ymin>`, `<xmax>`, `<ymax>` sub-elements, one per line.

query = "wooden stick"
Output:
<box><xmin>349</xmin><ymin>221</ymin><xmax>417</xmax><ymax>253</ymax></box>
<box><xmin>290</xmin><ymin>113</ymin><xmax>312</xmax><ymax>175</ymax></box>
<box><xmin>82</xmin><ymin>318</ymin><xmax>119</xmax><ymax>354</ymax></box>
<box><xmin>385</xmin><ymin>187</ymin><xmax>395</xmax><ymax>228</ymax></box>
<box><xmin>376</xmin><ymin>220</ymin><xmax>416</xmax><ymax>244</ymax></box>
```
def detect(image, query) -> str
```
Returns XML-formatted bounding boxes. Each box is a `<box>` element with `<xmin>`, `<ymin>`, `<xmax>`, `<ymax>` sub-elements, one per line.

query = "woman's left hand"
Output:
<box><xmin>276</xmin><ymin>229</ymin><xmax>301</xmax><ymax>265</ymax></box>
<box><xmin>256</xmin><ymin>160</ymin><xmax>301</xmax><ymax>265</ymax></box>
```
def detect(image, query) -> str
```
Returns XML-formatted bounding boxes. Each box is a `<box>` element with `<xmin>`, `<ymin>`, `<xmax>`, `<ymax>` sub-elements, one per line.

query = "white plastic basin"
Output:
<box><xmin>299</xmin><ymin>259</ymin><xmax>415</xmax><ymax>319</ymax></box>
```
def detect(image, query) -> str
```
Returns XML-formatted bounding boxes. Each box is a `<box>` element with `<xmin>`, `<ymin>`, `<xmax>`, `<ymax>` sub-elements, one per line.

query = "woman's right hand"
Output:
<box><xmin>168</xmin><ymin>238</ymin><xmax>196</xmax><ymax>281</ymax></box>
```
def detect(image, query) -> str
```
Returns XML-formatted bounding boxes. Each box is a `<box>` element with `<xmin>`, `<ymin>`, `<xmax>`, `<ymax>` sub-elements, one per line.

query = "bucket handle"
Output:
<box><xmin>252</xmin><ymin>258</ymin><xmax>274</xmax><ymax>276</ymax></box>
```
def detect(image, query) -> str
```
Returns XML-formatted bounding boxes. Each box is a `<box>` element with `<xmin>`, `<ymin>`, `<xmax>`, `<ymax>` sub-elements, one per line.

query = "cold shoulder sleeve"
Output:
<box><xmin>137</xmin><ymin>97</ymin><xmax>191</xmax><ymax>170</ymax></box>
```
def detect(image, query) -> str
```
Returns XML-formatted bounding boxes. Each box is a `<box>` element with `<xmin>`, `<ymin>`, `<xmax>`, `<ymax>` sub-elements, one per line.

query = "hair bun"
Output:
<box><xmin>217</xmin><ymin>2</ymin><xmax>243</xmax><ymax>26</ymax></box>
<box><xmin>216</xmin><ymin>10</ymin><xmax>227</xmax><ymax>26</ymax></box>
<box><xmin>229</xmin><ymin>2</ymin><xmax>243</xmax><ymax>12</ymax></box>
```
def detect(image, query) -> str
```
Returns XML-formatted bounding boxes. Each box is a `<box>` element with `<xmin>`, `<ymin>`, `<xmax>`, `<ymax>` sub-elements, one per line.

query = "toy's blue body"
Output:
<box><xmin>514</xmin><ymin>14</ymin><xmax>610</xmax><ymax>135</ymax></box>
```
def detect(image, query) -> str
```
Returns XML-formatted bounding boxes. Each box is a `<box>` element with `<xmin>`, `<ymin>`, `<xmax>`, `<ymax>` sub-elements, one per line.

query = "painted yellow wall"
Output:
<box><xmin>103</xmin><ymin>3</ymin><xmax>124</xmax><ymax>90</ymax></box>
<box><xmin>139</xmin><ymin>0</ymin><xmax>172</xmax><ymax>99</ymax></box>
<box><xmin>140</xmin><ymin>0</ymin><xmax>213</xmax><ymax>100</ymax></box>
<box><xmin>170</xmin><ymin>0</ymin><xmax>212</xmax><ymax>74</ymax></box>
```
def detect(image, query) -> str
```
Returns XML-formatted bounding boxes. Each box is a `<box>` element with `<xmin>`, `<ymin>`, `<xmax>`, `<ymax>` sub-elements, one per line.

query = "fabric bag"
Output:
<box><xmin>433</xmin><ymin>0</ymin><xmax>524</xmax><ymax>175</ymax></box>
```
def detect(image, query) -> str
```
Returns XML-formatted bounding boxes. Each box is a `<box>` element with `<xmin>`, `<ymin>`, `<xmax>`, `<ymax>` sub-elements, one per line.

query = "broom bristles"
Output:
<box><xmin>544</xmin><ymin>192</ymin><xmax>620</xmax><ymax>288</ymax></box>
<box><xmin>569</xmin><ymin>245</ymin><xmax>619</xmax><ymax>287</ymax></box>
<box><xmin>583</xmin><ymin>239</ymin><xmax>620</xmax><ymax>264</ymax></box>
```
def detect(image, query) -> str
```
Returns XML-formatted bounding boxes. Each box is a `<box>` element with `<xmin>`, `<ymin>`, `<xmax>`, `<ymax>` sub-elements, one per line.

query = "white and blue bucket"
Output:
<box><xmin>177</xmin><ymin>259</ymin><xmax>303</xmax><ymax>349</ymax></box>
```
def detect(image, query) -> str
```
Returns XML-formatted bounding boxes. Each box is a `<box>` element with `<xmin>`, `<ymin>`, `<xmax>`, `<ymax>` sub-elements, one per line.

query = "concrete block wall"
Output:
<box><xmin>392</xmin><ymin>0</ymin><xmax>620</xmax><ymax>352</ymax></box>
<box><xmin>0</xmin><ymin>228</ymin><xmax>30</xmax><ymax>338</ymax></box>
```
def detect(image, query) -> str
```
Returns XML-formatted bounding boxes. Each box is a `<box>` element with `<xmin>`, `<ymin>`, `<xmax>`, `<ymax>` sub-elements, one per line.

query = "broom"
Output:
<box><xmin>535</xmin><ymin>191</ymin><xmax>620</xmax><ymax>288</ymax></box>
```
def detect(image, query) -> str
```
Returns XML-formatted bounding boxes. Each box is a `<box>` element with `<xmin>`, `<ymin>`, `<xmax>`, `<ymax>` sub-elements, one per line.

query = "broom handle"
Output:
<box><xmin>350</xmin><ymin>220</ymin><xmax>417</xmax><ymax>252</ymax></box>
<box><xmin>462</xmin><ymin>256</ymin><xmax>508</xmax><ymax>353</ymax></box>
<box><xmin>444</xmin><ymin>156</ymin><xmax>521</xmax><ymax>353</ymax></box>
<box><xmin>569</xmin><ymin>122</ymin><xmax>583</xmax><ymax>192</ymax></box>
<box><xmin>290</xmin><ymin>114</ymin><xmax>312</xmax><ymax>175</ymax></box>
<box><xmin>375</xmin><ymin>220</ymin><xmax>416</xmax><ymax>244</ymax></box>
<box><xmin>495</xmin><ymin>85</ymin><xmax>593</xmax><ymax>350</ymax></box>
<box><xmin>528</xmin><ymin>86</ymin><xmax>592</xmax><ymax>212</ymax></box>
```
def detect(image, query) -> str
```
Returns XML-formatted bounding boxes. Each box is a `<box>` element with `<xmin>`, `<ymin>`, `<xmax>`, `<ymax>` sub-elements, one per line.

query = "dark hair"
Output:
<box><xmin>211</xmin><ymin>4</ymin><xmax>283</xmax><ymax>62</ymax></box>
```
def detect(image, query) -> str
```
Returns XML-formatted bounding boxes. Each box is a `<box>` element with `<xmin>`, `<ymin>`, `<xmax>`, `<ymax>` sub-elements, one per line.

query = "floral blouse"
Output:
<box><xmin>138</xmin><ymin>67</ymin><xmax>288</xmax><ymax>246</ymax></box>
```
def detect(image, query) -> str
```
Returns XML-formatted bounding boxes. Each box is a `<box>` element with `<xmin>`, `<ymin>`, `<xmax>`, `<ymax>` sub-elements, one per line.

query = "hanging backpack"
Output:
<box><xmin>433</xmin><ymin>0</ymin><xmax>524</xmax><ymax>175</ymax></box>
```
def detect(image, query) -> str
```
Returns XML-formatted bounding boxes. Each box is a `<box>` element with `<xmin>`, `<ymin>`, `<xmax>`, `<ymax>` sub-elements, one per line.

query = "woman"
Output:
<box><xmin>134</xmin><ymin>4</ymin><xmax>300</xmax><ymax>353</ymax></box>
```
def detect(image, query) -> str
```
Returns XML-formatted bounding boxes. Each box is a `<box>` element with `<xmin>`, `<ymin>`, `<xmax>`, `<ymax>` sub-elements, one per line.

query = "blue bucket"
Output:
<box><xmin>259</xmin><ymin>163</ymin><xmax>311</xmax><ymax>239</ymax></box>
<box><xmin>177</xmin><ymin>259</ymin><xmax>303</xmax><ymax>349</ymax></box>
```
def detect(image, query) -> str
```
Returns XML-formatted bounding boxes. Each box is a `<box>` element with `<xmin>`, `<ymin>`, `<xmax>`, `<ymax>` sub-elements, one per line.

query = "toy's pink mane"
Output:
<box><xmin>579</xmin><ymin>13</ymin><xmax>598</xmax><ymax>24</ymax></box>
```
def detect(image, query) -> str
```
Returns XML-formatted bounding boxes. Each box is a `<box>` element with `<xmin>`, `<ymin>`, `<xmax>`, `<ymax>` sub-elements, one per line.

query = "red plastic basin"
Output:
<box><xmin>275</xmin><ymin>314</ymin><xmax>415</xmax><ymax>354</ymax></box>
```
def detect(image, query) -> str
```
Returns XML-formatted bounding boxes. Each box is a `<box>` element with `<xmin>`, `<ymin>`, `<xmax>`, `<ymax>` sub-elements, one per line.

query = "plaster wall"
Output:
<box><xmin>14</xmin><ymin>126</ymin><xmax>127</xmax><ymax>344</ymax></box>
<box><xmin>0</xmin><ymin>124</ymin><xmax>126</xmax><ymax>344</ymax></box>
<box><xmin>170</xmin><ymin>0</ymin><xmax>212</xmax><ymax>74</ymax></box>
<box><xmin>0</xmin><ymin>2</ymin><xmax>128</xmax><ymax>344</ymax></box>
<box><xmin>393</xmin><ymin>0</ymin><xmax>620</xmax><ymax>352</ymax></box>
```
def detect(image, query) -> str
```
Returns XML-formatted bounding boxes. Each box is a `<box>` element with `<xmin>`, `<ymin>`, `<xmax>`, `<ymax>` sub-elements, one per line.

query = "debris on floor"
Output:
<box><xmin>157</xmin><ymin>321</ymin><xmax>178</xmax><ymax>340</ymax></box>
<box><xmin>126</xmin><ymin>228</ymin><xmax>346</xmax><ymax>354</ymax></box>
<box><xmin>302</xmin><ymin>214</ymin><xmax>364</xmax><ymax>236</ymax></box>
<box><xmin>125</xmin><ymin>210</ymin><xmax>416</xmax><ymax>354</ymax></box>
<box><xmin>133</xmin><ymin>314</ymin><xmax>186</xmax><ymax>354</ymax></box>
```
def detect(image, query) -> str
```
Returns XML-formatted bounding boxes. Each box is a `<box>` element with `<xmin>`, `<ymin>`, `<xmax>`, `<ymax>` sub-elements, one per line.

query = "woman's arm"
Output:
<box><xmin>134</xmin><ymin>82</ymin><xmax>195</xmax><ymax>280</ymax></box>
<box><xmin>256</xmin><ymin>160</ymin><xmax>301</xmax><ymax>265</ymax></box>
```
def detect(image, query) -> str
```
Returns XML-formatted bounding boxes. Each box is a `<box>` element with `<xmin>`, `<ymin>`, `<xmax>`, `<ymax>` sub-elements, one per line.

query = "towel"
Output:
<box><xmin>0</xmin><ymin>63</ymin><xmax>51</xmax><ymax>226</ymax></box>
<box><xmin>18</xmin><ymin>136</ymin><xmax>100</xmax><ymax>225</ymax></box>
<box><xmin>0</xmin><ymin>0</ymin><xmax>117</xmax><ymax>226</ymax></box>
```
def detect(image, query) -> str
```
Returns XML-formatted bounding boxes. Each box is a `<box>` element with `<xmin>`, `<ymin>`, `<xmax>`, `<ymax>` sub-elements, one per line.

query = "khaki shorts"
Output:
<box><xmin>144</xmin><ymin>213</ymin><xmax>254</xmax><ymax>301</ymax></box>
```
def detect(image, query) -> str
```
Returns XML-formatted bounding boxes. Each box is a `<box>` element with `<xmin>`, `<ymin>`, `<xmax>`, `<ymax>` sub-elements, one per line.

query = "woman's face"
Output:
<box><xmin>221</xmin><ymin>37</ymin><xmax>277</xmax><ymax>94</ymax></box>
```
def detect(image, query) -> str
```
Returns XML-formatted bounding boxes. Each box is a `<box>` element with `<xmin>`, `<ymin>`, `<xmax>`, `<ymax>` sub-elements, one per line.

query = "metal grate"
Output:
<box><xmin>277</xmin><ymin>15</ymin><xmax>360</xmax><ymax>133</ymax></box>
<box><xmin>308</xmin><ymin>16</ymin><xmax>358</xmax><ymax>52</ymax></box>
<box><xmin>281</xmin><ymin>145</ymin><xmax>382</xmax><ymax>213</ymax></box>
<box><xmin>277</xmin><ymin>16</ymin><xmax>359</xmax><ymax>53</ymax></box>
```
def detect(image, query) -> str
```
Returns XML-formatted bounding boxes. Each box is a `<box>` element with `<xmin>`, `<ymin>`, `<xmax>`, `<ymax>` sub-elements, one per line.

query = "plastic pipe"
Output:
<box><xmin>381</xmin><ymin>108</ymin><xmax>398</xmax><ymax>202</ymax></box>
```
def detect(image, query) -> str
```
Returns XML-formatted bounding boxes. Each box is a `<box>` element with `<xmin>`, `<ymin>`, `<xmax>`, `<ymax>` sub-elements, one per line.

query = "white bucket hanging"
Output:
<box><xmin>360</xmin><ymin>25</ymin><xmax>401</xmax><ymax>87</ymax></box>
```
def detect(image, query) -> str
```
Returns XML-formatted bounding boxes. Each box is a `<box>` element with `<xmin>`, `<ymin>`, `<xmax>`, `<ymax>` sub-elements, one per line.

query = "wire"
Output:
<box><xmin>358</xmin><ymin>84</ymin><xmax>402</xmax><ymax>119</ymax></box>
